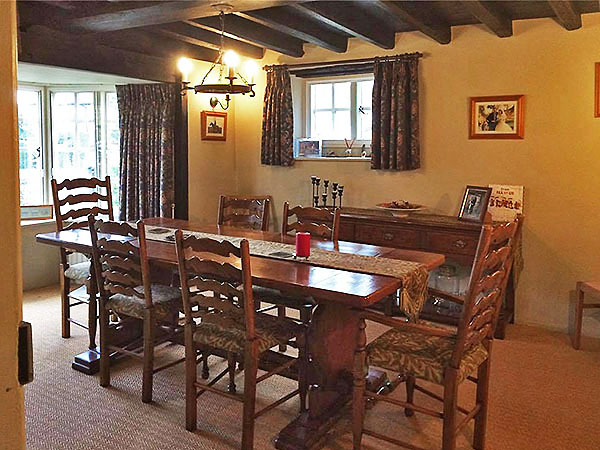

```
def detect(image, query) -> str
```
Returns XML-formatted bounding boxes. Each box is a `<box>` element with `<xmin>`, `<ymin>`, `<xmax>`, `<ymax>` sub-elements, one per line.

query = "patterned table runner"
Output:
<box><xmin>145</xmin><ymin>226</ymin><xmax>429</xmax><ymax>320</ymax></box>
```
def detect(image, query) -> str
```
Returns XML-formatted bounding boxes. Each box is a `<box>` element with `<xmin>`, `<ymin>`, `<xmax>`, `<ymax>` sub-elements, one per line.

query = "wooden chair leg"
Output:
<box><xmin>404</xmin><ymin>375</ymin><xmax>415</xmax><ymax>417</ymax></box>
<box><xmin>442</xmin><ymin>368</ymin><xmax>459</xmax><ymax>450</ymax></box>
<box><xmin>473</xmin><ymin>355</ymin><xmax>491</xmax><ymax>450</ymax></box>
<box><xmin>142</xmin><ymin>311</ymin><xmax>155</xmax><ymax>404</ymax></box>
<box><xmin>241</xmin><ymin>342</ymin><xmax>258</xmax><ymax>450</ymax></box>
<box><xmin>184</xmin><ymin>325</ymin><xmax>197</xmax><ymax>432</ymax></box>
<box><xmin>227</xmin><ymin>353</ymin><xmax>237</xmax><ymax>393</ymax></box>
<box><xmin>352</xmin><ymin>318</ymin><xmax>367</xmax><ymax>450</ymax></box>
<box><xmin>278</xmin><ymin>305</ymin><xmax>287</xmax><ymax>351</ymax></box>
<box><xmin>573</xmin><ymin>288</ymin><xmax>584</xmax><ymax>350</ymax></box>
<box><xmin>299</xmin><ymin>304</ymin><xmax>312</xmax><ymax>324</ymax></box>
<box><xmin>201</xmin><ymin>352</ymin><xmax>210</xmax><ymax>379</ymax></box>
<box><xmin>87</xmin><ymin>279</ymin><xmax>98</xmax><ymax>350</ymax></box>
<box><xmin>60</xmin><ymin>264</ymin><xmax>70</xmax><ymax>338</ymax></box>
<box><xmin>99</xmin><ymin>304</ymin><xmax>110</xmax><ymax>388</ymax></box>
<box><xmin>297</xmin><ymin>333</ymin><xmax>308</xmax><ymax>412</ymax></box>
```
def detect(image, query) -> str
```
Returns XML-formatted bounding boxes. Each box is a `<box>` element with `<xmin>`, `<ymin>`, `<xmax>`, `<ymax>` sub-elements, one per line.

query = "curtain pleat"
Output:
<box><xmin>261</xmin><ymin>67</ymin><xmax>294</xmax><ymax>166</ymax></box>
<box><xmin>116</xmin><ymin>83</ymin><xmax>177</xmax><ymax>220</ymax></box>
<box><xmin>371</xmin><ymin>58</ymin><xmax>420</xmax><ymax>171</ymax></box>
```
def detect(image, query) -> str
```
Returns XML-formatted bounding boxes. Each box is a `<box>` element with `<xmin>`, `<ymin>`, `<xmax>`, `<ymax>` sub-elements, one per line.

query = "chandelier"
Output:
<box><xmin>178</xmin><ymin>5</ymin><xmax>256</xmax><ymax>110</ymax></box>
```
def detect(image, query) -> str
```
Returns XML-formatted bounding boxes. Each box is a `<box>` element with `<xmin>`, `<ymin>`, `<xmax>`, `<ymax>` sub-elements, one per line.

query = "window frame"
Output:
<box><xmin>304</xmin><ymin>74</ymin><xmax>374</xmax><ymax>150</ymax></box>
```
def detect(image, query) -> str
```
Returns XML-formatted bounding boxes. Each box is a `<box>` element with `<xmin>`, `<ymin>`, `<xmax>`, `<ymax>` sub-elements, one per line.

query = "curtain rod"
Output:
<box><xmin>263</xmin><ymin>52</ymin><xmax>423</xmax><ymax>71</ymax></box>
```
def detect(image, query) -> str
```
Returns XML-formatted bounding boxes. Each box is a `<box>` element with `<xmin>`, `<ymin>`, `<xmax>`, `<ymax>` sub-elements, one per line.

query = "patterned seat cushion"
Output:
<box><xmin>106</xmin><ymin>284</ymin><xmax>181</xmax><ymax>321</ymax></box>
<box><xmin>193</xmin><ymin>312</ymin><xmax>304</xmax><ymax>355</ymax></box>
<box><xmin>64</xmin><ymin>261</ymin><xmax>91</xmax><ymax>283</ymax></box>
<box><xmin>367</xmin><ymin>328</ymin><xmax>488</xmax><ymax>385</ymax></box>
<box><xmin>252</xmin><ymin>286</ymin><xmax>315</xmax><ymax>309</ymax></box>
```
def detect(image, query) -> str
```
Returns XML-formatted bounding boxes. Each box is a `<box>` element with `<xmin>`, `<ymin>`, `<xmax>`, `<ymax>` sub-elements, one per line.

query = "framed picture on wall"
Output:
<box><xmin>20</xmin><ymin>205</ymin><xmax>53</xmax><ymax>221</ymax></box>
<box><xmin>458</xmin><ymin>186</ymin><xmax>492</xmax><ymax>223</ymax></box>
<box><xmin>469</xmin><ymin>95</ymin><xmax>525</xmax><ymax>139</ymax></box>
<box><xmin>201</xmin><ymin>110</ymin><xmax>227</xmax><ymax>141</ymax></box>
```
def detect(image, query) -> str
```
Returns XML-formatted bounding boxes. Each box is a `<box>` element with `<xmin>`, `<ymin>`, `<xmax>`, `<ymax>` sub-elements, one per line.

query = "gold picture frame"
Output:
<box><xmin>469</xmin><ymin>95</ymin><xmax>525</xmax><ymax>139</ymax></box>
<box><xmin>201</xmin><ymin>110</ymin><xmax>227</xmax><ymax>141</ymax></box>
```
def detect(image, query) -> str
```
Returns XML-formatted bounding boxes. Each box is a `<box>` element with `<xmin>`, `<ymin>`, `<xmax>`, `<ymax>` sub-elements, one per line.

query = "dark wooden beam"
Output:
<box><xmin>371</xmin><ymin>1</ymin><xmax>451</xmax><ymax>44</ymax></box>
<box><xmin>19</xmin><ymin>25</ymin><xmax>176</xmax><ymax>82</ymax></box>
<box><xmin>94</xmin><ymin>29</ymin><xmax>219</xmax><ymax>62</ymax></box>
<box><xmin>192</xmin><ymin>15</ymin><xmax>304</xmax><ymax>58</ymax></box>
<box><xmin>463</xmin><ymin>1</ymin><xmax>512</xmax><ymax>37</ymax></box>
<box><xmin>157</xmin><ymin>22</ymin><xmax>264</xmax><ymax>59</ymax></box>
<box><xmin>238</xmin><ymin>6</ymin><xmax>348</xmax><ymax>53</ymax></box>
<box><xmin>293</xmin><ymin>2</ymin><xmax>395</xmax><ymax>49</ymax></box>
<box><xmin>548</xmin><ymin>0</ymin><xmax>582</xmax><ymax>30</ymax></box>
<box><xmin>65</xmin><ymin>1</ymin><xmax>297</xmax><ymax>32</ymax></box>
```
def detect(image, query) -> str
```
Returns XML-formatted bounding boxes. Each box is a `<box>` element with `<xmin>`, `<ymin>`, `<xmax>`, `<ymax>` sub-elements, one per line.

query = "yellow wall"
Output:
<box><xmin>188</xmin><ymin>14</ymin><xmax>600</xmax><ymax>336</ymax></box>
<box><xmin>0</xmin><ymin>1</ymin><xmax>26</xmax><ymax>448</ymax></box>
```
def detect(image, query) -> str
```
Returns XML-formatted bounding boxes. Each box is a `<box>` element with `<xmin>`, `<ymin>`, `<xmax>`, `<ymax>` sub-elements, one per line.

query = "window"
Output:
<box><xmin>17</xmin><ymin>86</ymin><xmax>120</xmax><ymax>213</ymax></box>
<box><xmin>307</xmin><ymin>77</ymin><xmax>374</xmax><ymax>143</ymax></box>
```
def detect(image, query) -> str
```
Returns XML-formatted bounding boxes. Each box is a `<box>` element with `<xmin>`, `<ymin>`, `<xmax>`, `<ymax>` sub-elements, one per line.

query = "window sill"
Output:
<box><xmin>21</xmin><ymin>218</ymin><xmax>56</xmax><ymax>228</ymax></box>
<box><xmin>294</xmin><ymin>157</ymin><xmax>370</xmax><ymax>162</ymax></box>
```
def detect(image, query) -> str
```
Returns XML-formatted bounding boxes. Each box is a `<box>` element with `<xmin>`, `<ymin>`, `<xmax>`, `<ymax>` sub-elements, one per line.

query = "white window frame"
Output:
<box><xmin>304</xmin><ymin>74</ymin><xmax>374</xmax><ymax>151</ymax></box>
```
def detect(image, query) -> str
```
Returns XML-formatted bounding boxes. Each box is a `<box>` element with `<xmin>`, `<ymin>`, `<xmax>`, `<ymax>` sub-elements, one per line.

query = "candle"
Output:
<box><xmin>295</xmin><ymin>232</ymin><xmax>311</xmax><ymax>258</ymax></box>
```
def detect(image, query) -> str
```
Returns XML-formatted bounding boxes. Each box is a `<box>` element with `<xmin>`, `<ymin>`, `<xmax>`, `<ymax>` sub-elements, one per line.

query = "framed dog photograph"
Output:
<box><xmin>458</xmin><ymin>186</ymin><xmax>492</xmax><ymax>223</ymax></box>
<box><xmin>201</xmin><ymin>111</ymin><xmax>227</xmax><ymax>141</ymax></box>
<box><xmin>469</xmin><ymin>95</ymin><xmax>524</xmax><ymax>139</ymax></box>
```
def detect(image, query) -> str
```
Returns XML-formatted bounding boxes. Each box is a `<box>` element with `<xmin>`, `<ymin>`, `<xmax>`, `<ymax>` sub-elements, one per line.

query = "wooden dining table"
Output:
<box><xmin>36</xmin><ymin>217</ymin><xmax>444</xmax><ymax>450</ymax></box>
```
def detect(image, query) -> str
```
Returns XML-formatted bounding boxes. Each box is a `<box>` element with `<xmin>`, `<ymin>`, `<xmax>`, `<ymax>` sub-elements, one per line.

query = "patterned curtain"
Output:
<box><xmin>261</xmin><ymin>66</ymin><xmax>294</xmax><ymax>166</ymax></box>
<box><xmin>371</xmin><ymin>57</ymin><xmax>420</xmax><ymax>171</ymax></box>
<box><xmin>116</xmin><ymin>83</ymin><xmax>177</xmax><ymax>220</ymax></box>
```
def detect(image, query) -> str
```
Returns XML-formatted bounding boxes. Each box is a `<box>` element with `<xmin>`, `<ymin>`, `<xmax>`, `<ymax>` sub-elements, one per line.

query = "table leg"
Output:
<box><xmin>276</xmin><ymin>302</ymin><xmax>361</xmax><ymax>450</ymax></box>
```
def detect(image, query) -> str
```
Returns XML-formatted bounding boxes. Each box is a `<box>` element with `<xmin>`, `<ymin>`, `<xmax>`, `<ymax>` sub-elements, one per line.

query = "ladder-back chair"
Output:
<box><xmin>352</xmin><ymin>219</ymin><xmax>519</xmax><ymax>450</ymax></box>
<box><xmin>175</xmin><ymin>231</ymin><xmax>307</xmax><ymax>449</ymax></box>
<box><xmin>217</xmin><ymin>195</ymin><xmax>271</xmax><ymax>231</ymax></box>
<box><xmin>88</xmin><ymin>216</ymin><xmax>182</xmax><ymax>403</ymax></box>
<box><xmin>51</xmin><ymin>176</ymin><xmax>113</xmax><ymax>347</ymax></box>
<box><xmin>281</xmin><ymin>202</ymin><xmax>341</xmax><ymax>241</ymax></box>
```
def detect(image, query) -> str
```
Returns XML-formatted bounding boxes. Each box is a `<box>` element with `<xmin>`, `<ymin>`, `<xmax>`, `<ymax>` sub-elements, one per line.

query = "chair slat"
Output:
<box><xmin>59</xmin><ymin>191</ymin><xmax>107</xmax><ymax>206</ymax></box>
<box><xmin>63</xmin><ymin>206</ymin><xmax>110</xmax><ymax>221</ymax></box>
<box><xmin>183</xmin><ymin>236</ymin><xmax>241</xmax><ymax>258</ymax></box>
<box><xmin>55</xmin><ymin>177</ymin><xmax>109</xmax><ymax>191</ymax></box>
<box><xmin>103</xmin><ymin>269</ymin><xmax>142</xmax><ymax>290</ymax></box>
<box><xmin>105</xmin><ymin>282</ymin><xmax>143</xmax><ymax>299</ymax></box>
<box><xmin>185</xmin><ymin>257</ymin><xmax>242</xmax><ymax>283</ymax></box>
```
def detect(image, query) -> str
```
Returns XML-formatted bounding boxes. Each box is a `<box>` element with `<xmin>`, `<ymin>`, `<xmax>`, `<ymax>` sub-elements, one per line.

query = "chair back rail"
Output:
<box><xmin>175</xmin><ymin>231</ymin><xmax>256</xmax><ymax>340</ymax></box>
<box><xmin>88</xmin><ymin>216</ymin><xmax>154</xmax><ymax>309</ymax></box>
<box><xmin>281</xmin><ymin>202</ymin><xmax>341</xmax><ymax>241</ymax></box>
<box><xmin>51</xmin><ymin>176</ymin><xmax>114</xmax><ymax>233</ymax></box>
<box><xmin>451</xmin><ymin>219</ymin><xmax>519</xmax><ymax>366</ymax></box>
<box><xmin>217</xmin><ymin>195</ymin><xmax>271</xmax><ymax>231</ymax></box>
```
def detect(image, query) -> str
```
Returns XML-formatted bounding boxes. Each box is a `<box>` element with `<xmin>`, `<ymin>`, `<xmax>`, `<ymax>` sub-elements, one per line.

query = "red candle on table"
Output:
<box><xmin>295</xmin><ymin>232</ymin><xmax>311</xmax><ymax>258</ymax></box>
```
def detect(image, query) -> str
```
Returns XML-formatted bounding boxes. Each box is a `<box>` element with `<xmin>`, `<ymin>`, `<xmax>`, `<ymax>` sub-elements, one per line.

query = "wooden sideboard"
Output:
<box><xmin>337</xmin><ymin>207</ymin><xmax>516</xmax><ymax>338</ymax></box>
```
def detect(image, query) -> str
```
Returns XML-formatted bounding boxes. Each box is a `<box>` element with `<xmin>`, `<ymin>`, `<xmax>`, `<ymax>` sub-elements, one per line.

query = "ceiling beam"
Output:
<box><xmin>157</xmin><ymin>22</ymin><xmax>264</xmax><ymax>59</ymax></box>
<box><xmin>94</xmin><ymin>29</ymin><xmax>220</xmax><ymax>62</ymax></box>
<box><xmin>462</xmin><ymin>1</ymin><xmax>512</xmax><ymax>37</ymax></box>
<box><xmin>19</xmin><ymin>25</ymin><xmax>176</xmax><ymax>82</ymax></box>
<box><xmin>192</xmin><ymin>15</ymin><xmax>305</xmax><ymax>58</ymax></box>
<box><xmin>65</xmin><ymin>1</ymin><xmax>298</xmax><ymax>32</ymax></box>
<box><xmin>370</xmin><ymin>1</ymin><xmax>450</xmax><ymax>44</ymax></box>
<box><xmin>293</xmin><ymin>2</ymin><xmax>395</xmax><ymax>49</ymax></box>
<box><xmin>238</xmin><ymin>6</ymin><xmax>348</xmax><ymax>53</ymax></box>
<box><xmin>548</xmin><ymin>0</ymin><xmax>582</xmax><ymax>30</ymax></box>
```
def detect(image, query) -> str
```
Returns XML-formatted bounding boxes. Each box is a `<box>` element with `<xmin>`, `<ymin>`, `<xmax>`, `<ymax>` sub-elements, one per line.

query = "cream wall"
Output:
<box><xmin>186</xmin><ymin>60</ymin><xmax>238</xmax><ymax>225</ymax></box>
<box><xmin>21</xmin><ymin>222</ymin><xmax>60</xmax><ymax>290</ymax></box>
<box><xmin>0</xmin><ymin>1</ymin><xmax>26</xmax><ymax>448</ymax></box>
<box><xmin>224</xmin><ymin>14</ymin><xmax>600</xmax><ymax>337</ymax></box>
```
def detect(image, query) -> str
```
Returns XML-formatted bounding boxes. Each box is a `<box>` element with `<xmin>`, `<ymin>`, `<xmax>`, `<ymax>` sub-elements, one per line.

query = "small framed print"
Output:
<box><xmin>21</xmin><ymin>205</ymin><xmax>53</xmax><ymax>221</ymax></box>
<box><xmin>458</xmin><ymin>186</ymin><xmax>492</xmax><ymax>223</ymax></box>
<box><xmin>469</xmin><ymin>95</ymin><xmax>524</xmax><ymax>139</ymax></box>
<box><xmin>294</xmin><ymin>138</ymin><xmax>322</xmax><ymax>158</ymax></box>
<box><xmin>201</xmin><ymin>111</ymin><xmax>227</xmax><ymax>141</ymax></box>
<box><xmin>595</xmin><ymin>63</ymin><xmax>600</xmax><ymax>117</ymax></box>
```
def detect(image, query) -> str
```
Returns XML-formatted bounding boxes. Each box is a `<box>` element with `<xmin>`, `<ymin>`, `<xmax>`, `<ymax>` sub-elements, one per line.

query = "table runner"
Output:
<box><xmin>145</xmin><ymin>226</ymin><xmax>429</xmax><ymax>320</ymax></box>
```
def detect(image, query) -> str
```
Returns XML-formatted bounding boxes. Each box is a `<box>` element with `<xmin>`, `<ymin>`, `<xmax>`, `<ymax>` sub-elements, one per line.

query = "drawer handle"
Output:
<box><xmin>453</xmin><ymin>239</ymin><xmax>467</xmax><ymax>249</ymax></box>
<box><xmin>383</xmin><ymin>232</ymin><xmax>395</xmax><ymax>241</ymax></box>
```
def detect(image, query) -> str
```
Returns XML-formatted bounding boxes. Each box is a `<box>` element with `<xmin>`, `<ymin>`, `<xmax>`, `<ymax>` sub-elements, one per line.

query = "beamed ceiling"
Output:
<box><xmin>16</xmin><ymin>1</ymin><xmax>600</xmax><ymax>82</ymax></box>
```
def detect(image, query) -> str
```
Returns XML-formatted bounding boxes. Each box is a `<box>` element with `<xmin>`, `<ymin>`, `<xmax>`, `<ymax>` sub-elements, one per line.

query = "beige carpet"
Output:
<box><xmin>24</xmin><ymin>286</ymin><xmax>600</xmax><ymax>450</ymax></box>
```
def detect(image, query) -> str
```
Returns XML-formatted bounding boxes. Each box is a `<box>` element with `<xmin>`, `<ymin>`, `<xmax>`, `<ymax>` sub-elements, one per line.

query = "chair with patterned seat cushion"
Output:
<box><xmin>51</xmin><ymin>176</ymin><xmax>114</xmax><ymax>346</ymax></box>
<box><xmin>352</xmin><ymin>219</ymin><xmax>518</xmax><ymax>450</ymax></box>
<box><xmin>89</xmin><ymin>216</ymin><xmax>182</xmax><ymax>403</ymax></box>
<box><xmin>175</xmin><ymin>231</ymin><xmax>308</xmax><ymax>450</ymax></box>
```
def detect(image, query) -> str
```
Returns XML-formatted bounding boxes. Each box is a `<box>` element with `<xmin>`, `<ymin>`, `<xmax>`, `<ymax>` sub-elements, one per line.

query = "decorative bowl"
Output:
<box><xmin>375</xmin><ymin>202</ymin><xmax>425</xmax><ymax>217</ymax></box>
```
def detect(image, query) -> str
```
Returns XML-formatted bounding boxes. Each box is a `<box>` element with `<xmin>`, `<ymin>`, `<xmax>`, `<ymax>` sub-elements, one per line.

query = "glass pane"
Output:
<box><xmin>312</xmin><ymin>83</ymin><xmax>332</xmax><ymax>110</ymax></box>
<box><xmin>333</xmin><ymin>110</ymin><xmax>351</xmax><ymax>140</ymax></box>
<box><xmin>17</xmin><ymin>89</ymin><xmax>44</xmax><ymax>206</ymax></box>
<box><xmin>334</xmin><ymin>82</ymin><xmax>351</xmax><ymax>109</ymax></box>
<box><xmin>357</xmin><ymin>108</ymin><xmax>372</xmax><ymax>140</ymax></box>
<box><xmin>358</xmin><ymin>79</ymin><xmax>374</xmax><ymax>108</ymax></box>
<box><xmin>312</xmin><ymin>111</ymin><xmax>333</xmax><ymax>138</ymax></box>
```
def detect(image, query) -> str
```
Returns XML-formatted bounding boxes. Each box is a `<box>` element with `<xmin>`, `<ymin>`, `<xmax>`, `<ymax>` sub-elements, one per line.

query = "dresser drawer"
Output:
<box><xmin>338</xmin><ymin>222</ymin><xmax>355</xmax><ymax>241</ymax></box>
<box><xmin>355</xmin><ymin>224</ymin><xmax>420</xmax><ymax>249</ymax></box>
<box><xmin>424</xmin><ymin>231</ymin><xmax>478</xmax><ymax>256</ymax></box>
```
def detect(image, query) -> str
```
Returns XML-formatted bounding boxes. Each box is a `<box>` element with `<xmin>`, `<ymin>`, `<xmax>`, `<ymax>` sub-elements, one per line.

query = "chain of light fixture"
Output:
<box><xmin>179</xmin><ymin>6</ymin><xmax>256</xmax><ymax>110</ymax></box>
